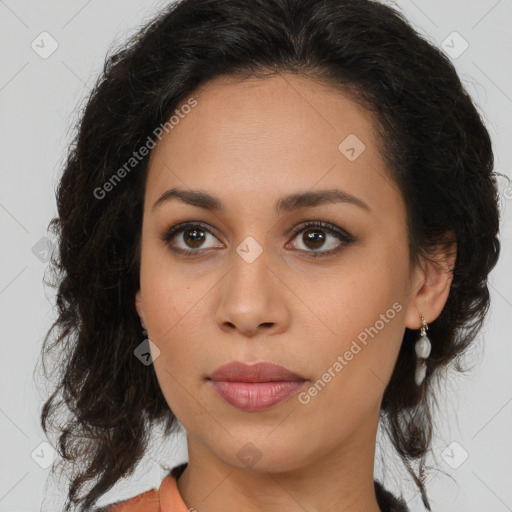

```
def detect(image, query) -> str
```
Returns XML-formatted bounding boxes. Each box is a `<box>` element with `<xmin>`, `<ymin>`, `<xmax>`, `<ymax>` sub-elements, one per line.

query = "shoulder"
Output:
<box><xmin>101</xmin><ymin>487</ymin><xmax>160</xmax><ymax>512</ymax></box>
<box><xmin>100</xmin><ymin>463</ymin><xmax>189</xmax><ymax>512</ymax></box>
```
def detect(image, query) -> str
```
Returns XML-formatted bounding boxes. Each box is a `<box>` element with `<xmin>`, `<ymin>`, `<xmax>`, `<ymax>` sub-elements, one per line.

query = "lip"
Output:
<box><xmin>208</xmin><ymin>361</ymin><xmax>306</xmax><ymax>382</ymax></box>
<box><xmin>207</xmin><ymin>361</ymin><xmax>307</xmax><ymax>411</ymax></box>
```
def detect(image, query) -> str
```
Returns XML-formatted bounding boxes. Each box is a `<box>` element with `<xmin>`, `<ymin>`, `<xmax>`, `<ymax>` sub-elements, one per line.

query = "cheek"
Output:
<box><xmin>140</xmin><ymin>254</ymin><xmax>222</xmax><ymax>382</ymax></box>
<box><xmin>140</xmin><ymin>246</ymin><xmax>209</xmax><ymax>339</ymax></box>
<box><xmin>309</xmin><ymin>249</ymin><xmax>408</xmax><ymax>384</ymax></box>
<box><xmin>298</xmin><ymin>281</ymin><xmax>405</xmax><ymax>435</ymax></box>
<box><xmin>141</xmin><ymin>269</ymin><xmax>211</xmax><ymax>422</ymax></box>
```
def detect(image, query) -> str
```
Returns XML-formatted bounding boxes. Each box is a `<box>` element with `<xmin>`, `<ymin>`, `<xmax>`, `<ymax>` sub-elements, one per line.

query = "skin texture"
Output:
<box><xmin>135</xmin><ymin>73</ymin><xmax>455</xmax><ymax>512</ymax></box>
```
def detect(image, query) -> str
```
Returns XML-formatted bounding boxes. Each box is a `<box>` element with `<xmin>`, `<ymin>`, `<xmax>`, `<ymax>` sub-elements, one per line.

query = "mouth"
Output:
<box><xmin>207</xmin><ymin>360</ymin><xmax>306</xmax><ymax>383</ymax></box>
<box><xmin>207</xmin><ymin>361</ymin><xmax>308</xmax><ymax>411</ymax></box>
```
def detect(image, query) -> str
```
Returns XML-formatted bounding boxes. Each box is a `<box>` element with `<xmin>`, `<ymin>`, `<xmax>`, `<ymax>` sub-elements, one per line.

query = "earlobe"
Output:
<box><xmin>135</xmin><ymin>289</ymin><xmax>147</xmax><ymax>329</ymax></box>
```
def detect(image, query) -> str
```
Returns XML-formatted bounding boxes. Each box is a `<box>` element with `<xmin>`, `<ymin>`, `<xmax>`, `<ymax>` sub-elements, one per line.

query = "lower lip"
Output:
<box><xmin>208</xmin><ymin>380</ymin><xmax>307</xmax><ymax>411</ymax></box>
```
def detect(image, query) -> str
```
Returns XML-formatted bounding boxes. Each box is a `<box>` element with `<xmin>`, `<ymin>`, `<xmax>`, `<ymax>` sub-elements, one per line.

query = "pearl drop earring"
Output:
<box><xmin>415</xmin><ymin>315</ymin><xmax>431</xmax><ymax>386</ymax></box>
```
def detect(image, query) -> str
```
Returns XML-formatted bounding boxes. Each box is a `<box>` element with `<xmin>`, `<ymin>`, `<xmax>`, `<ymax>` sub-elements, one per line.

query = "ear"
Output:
<box><xmin>135</xmin><ymin>289</ymin><xmax>147</xmax><ymax>329</ymax></box>
<box><xmin>404</xmin><ymin>235</ymin><xmax>457</xmax><ymax>330</ymax></box>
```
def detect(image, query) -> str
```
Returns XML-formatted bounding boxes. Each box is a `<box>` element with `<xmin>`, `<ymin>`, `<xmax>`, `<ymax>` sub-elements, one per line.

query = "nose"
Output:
<box><xmin>215</xmin><ymin>248</ymin><xmax>291</xmax><ymax>338</ymax></box>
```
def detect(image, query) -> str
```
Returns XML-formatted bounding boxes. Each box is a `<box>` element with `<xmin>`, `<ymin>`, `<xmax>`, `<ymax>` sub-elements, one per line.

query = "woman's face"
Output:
<box><xmin>136</xmin><ymin>73</ymin><xmax>425</xmax><ymax>472</ymax></box>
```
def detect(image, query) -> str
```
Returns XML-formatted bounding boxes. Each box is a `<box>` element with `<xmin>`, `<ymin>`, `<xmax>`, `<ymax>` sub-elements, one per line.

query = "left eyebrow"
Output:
<box><xmin>151</xmin><ymin>187</ymin><xmax>371</xmax><ymax>214</ymax></box>
<box><xmin>275</xmin><ymin>188</ymin><xmax>371</xmax><ymax>214</ymax></box>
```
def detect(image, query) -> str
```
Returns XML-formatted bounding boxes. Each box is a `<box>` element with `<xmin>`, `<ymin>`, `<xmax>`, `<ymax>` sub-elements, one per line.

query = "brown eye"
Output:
<box><xmin>287</xmin><ymin>221</ymin><xmax>355</xmax><ymax>257</ymax></box>
<box><xmin>301</xmin><ymin>228</ymin><xmax>326</xmax><ymax>250</ymax></box>
<box><xmin>161</xmin><ymin>222</ymin><xmax>224</xmax><ymax>255</ymax></box>
<box><xmin>161</xmin><ymin>220</ymin><xmax>354</xmax><ymax>258</ymax></box>
<box><xmin>182</xmin><ymin>227</ymin><xmax>206</xmax><ymax>248</ymax></box>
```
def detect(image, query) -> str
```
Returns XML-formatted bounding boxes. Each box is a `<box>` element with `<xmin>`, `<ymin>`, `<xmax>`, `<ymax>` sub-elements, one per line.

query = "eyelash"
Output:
<box><xmin>160</xmin><ymin>220</ymin><xmax>355</xmax><ymax>258</ymax></box>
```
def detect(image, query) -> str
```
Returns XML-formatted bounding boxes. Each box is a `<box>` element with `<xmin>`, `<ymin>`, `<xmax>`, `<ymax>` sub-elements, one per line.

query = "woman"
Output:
<box><xmin>39</xmin><ymin>0</ymin><xmax>501</xmax><ymax>511</ymax></box>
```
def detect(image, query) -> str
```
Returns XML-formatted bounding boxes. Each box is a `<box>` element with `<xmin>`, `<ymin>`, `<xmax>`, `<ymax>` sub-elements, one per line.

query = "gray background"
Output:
<box><xmin>0</xmin><ymin>0</ymin><xmax>511</xmax><ymax>510</ymax></box>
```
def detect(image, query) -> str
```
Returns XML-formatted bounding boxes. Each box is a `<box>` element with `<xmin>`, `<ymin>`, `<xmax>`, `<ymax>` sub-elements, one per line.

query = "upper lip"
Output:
<box><xmin>208</xmin><ymin>361</ymin><xmax>306</xmax><ymax>383</ymax></box>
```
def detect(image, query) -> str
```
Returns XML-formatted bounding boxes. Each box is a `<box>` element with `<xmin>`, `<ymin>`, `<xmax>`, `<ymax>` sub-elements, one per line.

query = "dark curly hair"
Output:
<box><xmin>37</xmin><ymin>0</ymin><xmax>501</xmax><ymax>510</ymax></box>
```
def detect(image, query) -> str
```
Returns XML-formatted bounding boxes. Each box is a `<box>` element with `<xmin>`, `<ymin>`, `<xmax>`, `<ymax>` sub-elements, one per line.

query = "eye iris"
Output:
<box><xmin>303</xmin><ymin>228</ymin><xmax>325</xmax><ymax>249</ymax></box>
<box><xmin>184</xmin><ymin>228</ymin><xmax>205</xmax><ymax>248</ymax></box>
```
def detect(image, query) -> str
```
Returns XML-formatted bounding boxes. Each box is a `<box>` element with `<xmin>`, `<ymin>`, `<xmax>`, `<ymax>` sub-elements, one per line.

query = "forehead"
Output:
<box><xmin>145</xmin><ymin>73</ymin><xmax>403</xmax><ymax>221</ymax></box>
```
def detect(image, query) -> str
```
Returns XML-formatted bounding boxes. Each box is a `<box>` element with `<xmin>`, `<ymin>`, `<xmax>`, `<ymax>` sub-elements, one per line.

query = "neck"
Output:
<box><xmin>176</xmin><ymin>410</ymin><xmax>382</xmax><ymax>512</ymax></box>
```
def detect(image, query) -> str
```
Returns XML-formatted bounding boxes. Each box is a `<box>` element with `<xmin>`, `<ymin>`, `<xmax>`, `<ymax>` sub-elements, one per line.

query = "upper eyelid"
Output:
<box><xmin>163</xmin><ymin>221</ymin><xmax>221</xmax><ymax>240</ymax></box>
<box><xmin>288</xmin><ymin>220</ymin><xmax>353</xmax><ymax>239</ymax></box>
<box><xmin>163</xmin><ymin>220</ymin><xmax>352</xmax><ymax>245</ymax></box>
